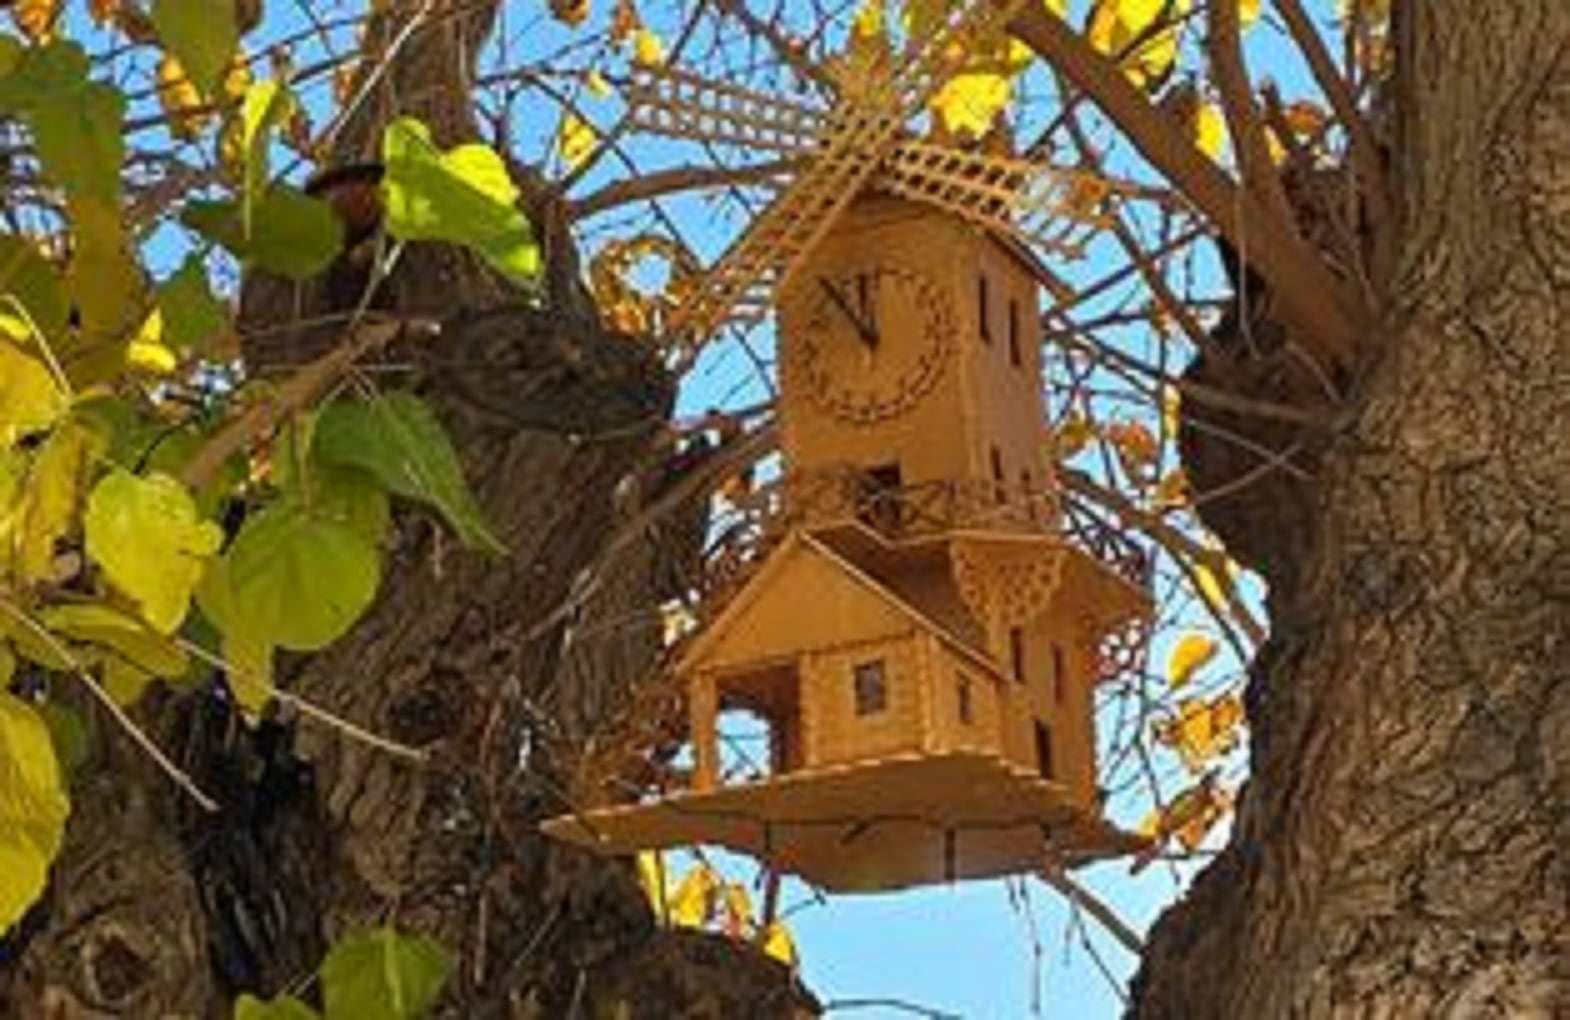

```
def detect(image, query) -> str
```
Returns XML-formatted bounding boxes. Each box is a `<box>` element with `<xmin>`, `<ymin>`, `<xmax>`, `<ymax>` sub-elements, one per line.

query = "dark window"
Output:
<box><xmin>1052</xmin><ymin>644</ymin><xmax>1067</xmax><ymax>704</ymax></box>
<box><xmin>1007</xmin><ymin>299</ymin><xmax>1021</xmax><ymax>367</ymax></box>
<box><xmin>1035</xmin><ymin>721</ymin><xmax>1055</xmax><ymax>779</ymax></box>
<box><xmin>1009</xmin><ymin>627</ymin><xmax>1026</xmax><ymax>683</ymax></box>
<box><xmin>978</xmin><ymin>274</ymin><xmax>992</xmax><ymax>342</ymax></box>
<box><xmin>858</xmin><ymin>462</ymin><xmax>903</xmax><ymax>534</ymax></box>
<box><xmin>854</xmin><ymin>660</ymin><xmax>888</xmax><ymax>716</ymax></box>
<box><xmin>990</xmin><ymin>446</ymin><xmax>1005</xmax><ymax>504</ymax></box>
<box><xmin>957</xmin><ymin>675</ymin><xmax>973</xmax><ymax>725</ymax></box>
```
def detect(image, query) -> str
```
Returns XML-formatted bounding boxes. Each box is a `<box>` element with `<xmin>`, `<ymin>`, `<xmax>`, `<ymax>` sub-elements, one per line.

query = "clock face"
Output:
<box><xmin>790</xmin><ymin>262</ymin><xmax>955</xmax><ymax>424</ymax></box>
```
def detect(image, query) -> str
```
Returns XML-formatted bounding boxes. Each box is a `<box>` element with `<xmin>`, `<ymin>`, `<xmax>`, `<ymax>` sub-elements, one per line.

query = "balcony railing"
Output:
<box><xmin>697</xmin><ymin>467</ymin><xmax>1150</xmax><ymax>619</ymax></box>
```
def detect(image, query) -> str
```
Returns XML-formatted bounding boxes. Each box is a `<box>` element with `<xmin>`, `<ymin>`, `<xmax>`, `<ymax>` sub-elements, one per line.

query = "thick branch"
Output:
<box><xmin>1005</xmin><ymin>3</ymin><xmax>1366</xmax><ymax>370</ymax></box>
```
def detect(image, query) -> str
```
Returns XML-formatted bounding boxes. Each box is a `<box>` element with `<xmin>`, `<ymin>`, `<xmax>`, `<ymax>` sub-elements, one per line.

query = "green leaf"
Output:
<box><xmin>314</xmin><ymin>393</ymin><xmax>504</xmax><ymax>554</ymax></box>
<box><xmin>239</xmin><ymin>80</ymin><xmax>294</xmax><ymax>208</ymax></box>
<box><xmin>85</xmin><ymin>470</ymin><xmax>223</xmax><ymax>634</ymax></box>
<box><xmin>310</xmin><ymin>465</ymin><xmax>392</xmax><ymax>548</ymax></box>
<box><xmin>157</xmin><ymin>256</ymin><xmax>228</xmax><ymax>354</ymax></box>
<box><xmin>381</xmin><ymin>117</ymin><xmax>541</xmax><ymax>285</ymax></box>
<box><xmin>235</xmin><ymin>993</ymin><xmax>321</xmax><ymax>1020</ymax></box>
<box><xmin>151</xmin><ymin>0</ymin><xmax>238</xmax><ymax>95</ymax></box>
<box><xmin>320</xmin><ymin>927</ymin><xmax>452</xmax><ymax>1020</ymax></box>
<box><xmin>198</xmin><ymin>501</ymin><xmax>380</xmax><ymax>652</ymax></box>
<box><xmin>62</xmin><ymin>196</ymin><xmax>143</xmax><ymax>384</ymax></box>
<box><xmin>36</xmin><ymin>700</ymin><xmax>94</xmax><ymax>778</ymax></box>
<box><xmin>185</xmin><ymin>188</ymin><xmax>340</xmax><ymax>280</ymax></box>
<box><xmin>0</xmin><ymin>692</ymin><xmax>69</xmax><ymax>935</ymax></box>
<box><xmin>0</xmin><ymin>43</ymin><xmax>125</xmax><ymax>203</ymax></box>
<box><xmin>0</xmin><ymin>234</ymin><xmax>71</xmax><ymax>342</ymax></box>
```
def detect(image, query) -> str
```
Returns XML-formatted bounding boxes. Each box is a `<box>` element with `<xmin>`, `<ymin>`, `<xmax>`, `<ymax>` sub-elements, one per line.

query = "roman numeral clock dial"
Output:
<box><xmin>792</xmin><ymin>263</ymin><xmax>955</xmax><ymax>424</ymax></box>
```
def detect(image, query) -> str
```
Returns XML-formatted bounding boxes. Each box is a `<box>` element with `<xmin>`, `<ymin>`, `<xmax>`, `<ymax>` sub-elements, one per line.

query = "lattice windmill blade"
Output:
<box><xmin>624</xmin><ymin>63</ymin><xmax>829</xmax><ymax>157</ymax></box>
<box><xmin>877</xmin><ymin>140</ymin><xmax>1116</xmax><ymax>257</ymax></box>
<box><xmin>665</xmin><ymin>0</ymin><xmax>1028</xmax><ymax>346</ymax></box>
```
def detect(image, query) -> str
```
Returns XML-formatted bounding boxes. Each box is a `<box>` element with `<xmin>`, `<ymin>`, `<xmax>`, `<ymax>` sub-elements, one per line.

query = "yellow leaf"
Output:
<box><xmin>1086</xmin><ymin>0</ymin><xmax>1187</xmax><ymax>90</ymax></box>
<box><xmin>636</xmin><ymin>850</ymin><xmax>668</xmax><ymax>923</ymax></box>
<box><xmin>1154</xmin><ymin>694</ymin><xmax>1244</xmax><ymax>772</ymax></box>
<box><xmin>584</xmin><ymin>68</ymin><xmax>613</xmax><ymax>98</ymax></box>
<box><xmin>15</xmin><ymin>421</ymin><xmax>99</xmax><ymax>588</ymax></box>
<box><xmin>931</xmin><ymin>70</ymin><xmax>1015</xmax><ymax>138</ymax></box>
<box><xmin>127</xmin><ymin>310</ymin><xmax>178</xmax><ymax>376</ymax></box>
<box><xmin>1166</xmin><ymin>632</ymin><xmax>1217</xmax><ymax>689</ymax></box>
<box><xmin>721</xmin><ymin>882</ymin><xmax>753</xmax><ymax>937</ymax></box>
<box><xmin>1193</xmin><ymin>546</ymin><xmax>1239</xmax><ymax>615</ymax></box>
<box><xmin>1153</xmin><ymin>468</ymin><xmax>1189</xmax><ymax>510</ymax></box>
<box><xmin>557</xmin><ymin>113</ymin><xmax>598</xmax><ymax>171</ymax></box>
<box><xmin>632</xmin><ymin>27</ymin><xmax>665</xmax><ymax>66</ymax></box>
<box><xmin>761</xmin><ymin>921</ymin><xmax>797</xmax><ymax>968</ymax></box>
<box><xmin>666</xmin><ymin>863</ymin><xmax>717</xmax><ymax>929</ymax></box>
<box><xmin>1239</xmin><ymin>0</ymin><xmax>1261</xmax><ymax>28</ymax></box>
<box><xmin>84</xmin><ymin>470</ymin><xmax>223</xmax><ymax>634</ymax></box>
<box><xmin>0</xmin><ymin>341</ymin><xmax>65</xmax><ymax>445</ymax></box>
<box><xmin>1192</xmin><ymin>101</ymin><xmax>1226</xmax><ymax>161</ymax></box>
<box><xmin>9</xmin><ymin>0</ymin><xmax>63</xmax><ymax>42</ymax></box>
<box><xmin>157</xmin><ymin>54</ymin><xmax>213</xmax><ymax>141</ymax></box>
<box><xmin>0</xmin><ymin>692</ymin><xmax>69</xmax><ymax>935</ymax></box>
<box><xmin>1052</xmin><ymin>413</ymin><xmax>1095</xmax><ymax>460</ymax></box>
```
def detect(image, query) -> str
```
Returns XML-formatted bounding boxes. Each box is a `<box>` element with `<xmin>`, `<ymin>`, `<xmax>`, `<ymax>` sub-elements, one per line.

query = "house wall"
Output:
<box><xmin>777</xmin><ymin>196</ymin><xmax>1056</xmax><ymax>531</ymax></box>
<box><xmin>801</xmin><ymin>631</ymin><xmax>927</xmax><ymax>767</ymax></box>
<box><xmin>960</xmin><ymin>235</ymin><xmax>1057</xmax><ymax>529</ymax></box>
<box><xmin>924</xmin><ymin>638</ymin><xmax>1007</xmax><ymax>757</ymax></box>
<box><xmin>992</xmin><ymin>610</ymin><xmax>1100</xmax><ymax>805</ymax></box>
<box><xmin>693</xmin><ymin>547</ymin><xmax>914</xmax><ymax>675</ymax></box>
<box><xmin>778</xmin><ymin>198</ymin><xmax>978</xmax><ymax>499</ymax></box>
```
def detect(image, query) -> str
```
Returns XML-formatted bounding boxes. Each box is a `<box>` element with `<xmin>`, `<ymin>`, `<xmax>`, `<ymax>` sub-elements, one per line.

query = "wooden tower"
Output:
<box><xmin>543</xmin><ymin>3</ymin><xmax>1151</xmax><ymax>892</ymax></box>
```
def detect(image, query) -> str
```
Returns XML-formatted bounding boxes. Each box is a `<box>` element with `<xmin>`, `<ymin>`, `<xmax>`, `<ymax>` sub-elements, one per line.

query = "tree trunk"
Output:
<box><xmin>5</xmin><ymin>3</ymin><xmax>809</xmax><ymax>1016</ymax></box>
<box><xmin>1134</xmin><ymin>3</ymin><xmax>1570</xmax><ymax>1015</ymax></box>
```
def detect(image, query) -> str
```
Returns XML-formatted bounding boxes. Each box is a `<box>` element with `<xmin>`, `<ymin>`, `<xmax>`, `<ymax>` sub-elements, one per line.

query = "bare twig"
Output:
<box><xmin>1038</xmin><ymin>866</ymin><xmax>1145</xmax><ymax>956</ymax></box>
<box><xmin>0</xmin><ymin>598</ymin><xmax>218</xmax><ymax>812</ymax></box>
<box><xmin>1275</xmin><ymin>0</ymin><xmax>1388</xmax><ymax>225</ymax></box>
<box><xmin>1006</xmin><ymin>4</ymin><xmax>1366</xmax><ymax>368</ymax></box>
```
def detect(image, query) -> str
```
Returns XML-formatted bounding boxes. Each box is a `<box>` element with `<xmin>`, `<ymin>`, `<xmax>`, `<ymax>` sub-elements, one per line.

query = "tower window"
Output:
<box><xmin>978</xmin><ymin>274</ymin><xmax>992</xmax><ymax>342</ymax></box>
<box><xmin>1052</xmin><ymin>644</ymin><xmax>1066</xmax><ymax>704</ymax></box>
<box><xmin>859</xmin><ymin>462</ymin><xmax>903</xmax><ymax>534</ymax></box>
<box><xmin>853</xmin><ymin>660</ymin><xmax>888</xmax><ymax>716</ymax></box>
<box><xmin>1035</xmin><ymin>721</ymin><xmax>1055</xmax><ymax>779</ymax></box>
<box><xmin>1007</xmin><ymin>299</ymin><xmax>1021</xmax><ymax>367</ymax></box>
<box><xmin>1009</xmin><ymin>627</ymin><xmax>1026</xmax><ymax>683</ymax></box>
<box><xmin>957</xmin><ymin>674</ymin><xmax>973</xmax><ymax>725</ymax></box>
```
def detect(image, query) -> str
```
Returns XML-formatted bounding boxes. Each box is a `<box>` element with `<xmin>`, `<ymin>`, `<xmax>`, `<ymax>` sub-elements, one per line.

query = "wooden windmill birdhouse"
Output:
<box><xmin>544</xmin><ymin>1</ymin><xmax>1152</xmax><ymax>892</ymax></box>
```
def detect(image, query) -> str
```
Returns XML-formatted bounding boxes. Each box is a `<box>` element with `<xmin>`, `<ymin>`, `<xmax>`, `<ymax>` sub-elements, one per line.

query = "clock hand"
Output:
<box><xmin>817</xmin><ymin>277</ymin><xmax>878</xmax><ymax>349</ymax></box>
<box><xmin>856</xmin><ymin>272</ymin><xmax>880</xmax><ymax>349</ymax></box>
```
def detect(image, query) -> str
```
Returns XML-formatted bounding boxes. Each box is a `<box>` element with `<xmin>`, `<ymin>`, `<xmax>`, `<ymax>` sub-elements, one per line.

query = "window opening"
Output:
<box><xmin>978</xmin><ymin>274</ymin><xmax>991</xmax><ymax>342</ymax></box>
<box><xmin>1009</xmin><ymin>627</ymin><xmax>1026</xmax><ymax>683</ymax></box>
<box><xmin>853</xmin><ymin>660</ymin><xmax>888</xmax><ymax>716</ymax></box>
<box><xmin>957</xmin><ymin>674</ymin><xmax>973</xmax><ymax>725</ymax></box>
<box><xmin>1007</xmin><ymin>299</ymin><xmax>1021</xmax><ymax>366</ymax></box>
<box><xmin>1035</xmin><ymin>721</ymin><xmax>1055</xmax><ymax>779</ymax></box>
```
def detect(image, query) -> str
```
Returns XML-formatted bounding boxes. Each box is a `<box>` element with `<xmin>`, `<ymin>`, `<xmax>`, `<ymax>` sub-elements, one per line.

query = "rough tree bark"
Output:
<box><xmin>1135</xmin><ymin>3</ymin><xmax>1570</xmax><ymax>1016</ymax></box>
<box><xmin>3</xmin><ymin>2</ymin><xmax>809</xmax><ymax>1017</ymax></box>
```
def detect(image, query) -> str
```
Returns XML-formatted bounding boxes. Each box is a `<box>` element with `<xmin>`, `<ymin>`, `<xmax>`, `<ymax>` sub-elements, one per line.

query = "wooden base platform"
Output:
<box><xmin>542</xmin><ymin>751</ymin><xmax>1147</xmax><ymax>892</ymax></box>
